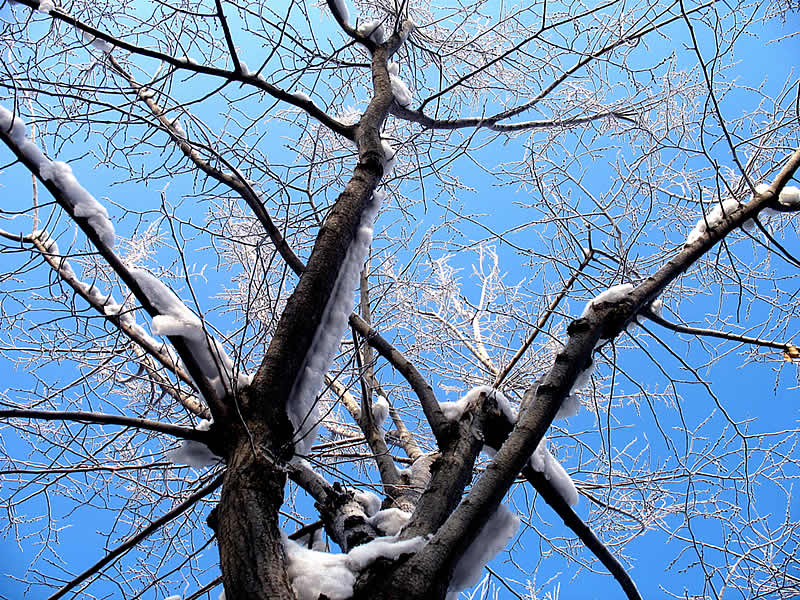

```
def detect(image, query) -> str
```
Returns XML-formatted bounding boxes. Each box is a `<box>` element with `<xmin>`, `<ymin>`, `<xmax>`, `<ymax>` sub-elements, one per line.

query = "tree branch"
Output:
<box><xmin>0</xmin><ymin>409</ymin><xmax>207</xmax><ymax>441</ymax></box>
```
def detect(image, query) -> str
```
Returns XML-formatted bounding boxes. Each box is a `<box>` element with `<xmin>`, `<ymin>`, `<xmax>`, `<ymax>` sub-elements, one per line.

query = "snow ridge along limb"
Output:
<box><xmin>286</xmin><ymin>191</ymin><xmax>383</xmax><ymax>455</ymax></box>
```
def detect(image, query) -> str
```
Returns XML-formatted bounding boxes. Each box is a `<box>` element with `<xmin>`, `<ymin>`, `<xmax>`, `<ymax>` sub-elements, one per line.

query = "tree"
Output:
<box><xmin>1</xmin><ymin>0</ymin><xmax>798</xmax><ymax>598</ymax></box>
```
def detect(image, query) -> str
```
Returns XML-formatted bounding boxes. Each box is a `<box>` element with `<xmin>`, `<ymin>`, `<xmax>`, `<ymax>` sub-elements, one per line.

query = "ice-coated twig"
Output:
<box><xmin>46</xmin><ymin>474</ymin><xmax>224</xmax><ymax>600</ymax></box>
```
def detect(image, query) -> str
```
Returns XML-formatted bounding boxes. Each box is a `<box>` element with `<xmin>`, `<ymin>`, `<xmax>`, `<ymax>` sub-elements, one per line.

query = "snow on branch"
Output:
<box><xmin>287</xmin><ymin>191</ymin><xmax>383</xmax><ymax>455</ymax></box>
<box><xmin>685</xmin><ymin>183</ymin><xmax>800</xmax><ymax>246</ymax></box>
<box><xmin>446</xmin><ymin>503</ymin><xmax>519</xmax><ymax>597</ymax></box>
<box><xmin>283</xmin><ymin>530</ymin><xmax>427</xmax><ymax>600</ymax></box>
<box><xmin>328</xmin><ymin>0</ymin><xmax>351</xmax><ymax>27</ymax></box>
<box><xmin>0</xmin><ymin>105</ymin><xmax>116</xmax><ymax>248</ymax></box>
<box><xmin>388</xmin><ymin>62</ymin><xmax>413</xmax><ymax>107</ymax></box>
<box><xmin>776</xmin><ymin>184</ymin><xmax>800</xmax><ymax>208</ymax></box>
<box><xmin>442</xmin><ymin>385</ymin><xmax>579</xmax><ymax>506</ymax></box>
<box><xmin>130</xmin><ymin>269</ymin><xmax>251</xmax><ymax>399</ymax></box>
<box><xmin>357</xmin><ymin>20</ymin><xmax>385</xmax><ymax>44</ymax></box>
<box><xmin>165</xmin><ymin>419</ymin><xmax>221</xmax><ymax>467</ymax></box>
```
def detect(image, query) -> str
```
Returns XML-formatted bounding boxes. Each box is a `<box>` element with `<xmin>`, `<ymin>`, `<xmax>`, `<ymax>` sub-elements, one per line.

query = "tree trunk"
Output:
<box><xmin>214</xmin><ymin>435</ymin><xmax>295</xmax><ymax>600</ymax></box>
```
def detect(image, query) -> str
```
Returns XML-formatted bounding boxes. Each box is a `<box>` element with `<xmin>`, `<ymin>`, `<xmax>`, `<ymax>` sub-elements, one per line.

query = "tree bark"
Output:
<box><xmin>214</xmin><ymin>433</ymin><xmax>295</xmax><ymax>600</ymax></box>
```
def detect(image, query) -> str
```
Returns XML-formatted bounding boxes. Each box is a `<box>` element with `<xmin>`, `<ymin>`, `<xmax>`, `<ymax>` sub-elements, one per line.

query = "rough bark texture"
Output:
<box><xmin>214</xmin><ymin>433</ymin><xmax>295</xmax><ymax>600</ymax></box>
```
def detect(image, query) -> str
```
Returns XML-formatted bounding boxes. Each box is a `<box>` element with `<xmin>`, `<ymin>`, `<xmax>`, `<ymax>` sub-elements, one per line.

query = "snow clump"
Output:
<box><xmin>380</xmin><ymin>139</ymin><xmax>397</xmax><ymax>177</ymax></box>
<box><xmin>330</xmin><ymin>0</ymin><xmax>350</xmax><ymax>25</ymax></box>
<box><xmin>441</xmin><ymin>385</ymin><xmax>578</xmax><ymax>505</ymax></box>
<box><xmin>292</xmin><ymin>91</ymin><xmax>312</xmax><ymax>103</ymax></box>
<box><xmin>367</xmin><ymin>507</ymin><xmax>411</xmax><ymax>536</ymax></box>
<box><xmin>0</xmin><ymin>106</ymin><xmax>117</xmax><ymax>248</ymax></box>
<box><xmin>371</xmin><ymin>395</ymin><xmax>390</xmax><ymax>428</ymax></box>
<box><xmin>446</xmin><ymin>504</ymin><xmax>519</xmax><ymax>597</ymax></box>
<box><xmin>357</xmin><ymin>19</ymin><xmax>385</xmax><ymax>43</ymax></box>
<box><xmin>387</xmin><ymin>62</ymin><xmax>413</xmax><ymax>106</ymax></box>
<box><xmin>130</xmin><ymin>269</ymin><xmax>250</xmax><ymax>397</ymax></box>
<box><xmin>283</xmin><ymin>532</ymin><xmax>427</xmax><ymax>600</ymax></box>
<box><xmin>685</xmin><ymin>198</ymin><xmax>742</xmax><ymax>245</ymax></box>
<box><xmin>166</xmin><ymin>419</ymin><xmax>221</xmax><ymax>467</ymax></box>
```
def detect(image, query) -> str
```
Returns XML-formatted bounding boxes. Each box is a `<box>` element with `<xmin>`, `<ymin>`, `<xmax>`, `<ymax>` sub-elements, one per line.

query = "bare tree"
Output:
<box><xmin>1</xmin><ymin>0</ymin><xmax>799</xmax><ymax>599</ymax></box>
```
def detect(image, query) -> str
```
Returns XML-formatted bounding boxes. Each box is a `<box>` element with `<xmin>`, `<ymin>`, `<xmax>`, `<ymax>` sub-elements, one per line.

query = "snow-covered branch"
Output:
<box><xmin>0</xmin><ymin>105</ymin><xmax>239</xmax><ymax>416</ymax></box>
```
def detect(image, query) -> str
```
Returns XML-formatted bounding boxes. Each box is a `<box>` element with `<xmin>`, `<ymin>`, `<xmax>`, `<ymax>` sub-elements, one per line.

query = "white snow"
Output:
<box><xmin>357</xmin><ymin>19</ymin><xmax>385</xmax><ymax>43</ymax></box>
<box><xmin>238</xmin><ymin>60</ymin><xmax>251</xmax><ymax>75</ymax></box>
<box><xmin>37</xmin><ymin>0</ymin><xmax>54</xmax><ymax>12</ymax></box>
<box><xmin>292</xmin><ymin>91</ymin><xmax>312</xmax><ymax>103</ymax></box>
<box><xmin>286</xmin><ymin>191</ymin><xmax>383</xmax><ymax>455</ymax></box>
<box><xmin>284</xmin><ymin>537</ymin><xmax>355</xmax><ymax>600</ymax></box>
<box><xmin>399</xmin><ymin>19</ymin><xmax>415</xmax><ymax>43</ymax></box>
<box><xmin>555</xmin><ymin>394</ymin><xmax>581</xmax><ymax>419</ymax></box>
<box><xmin>81</xmin><ymin>30</ymin><xmax>113</xmax><ymax>53</ymax></box>
<box><xmin>331</xmin><ymin>0</ymin><xmax>350</xmax><ymax>25</ymax></box>
<box><xmin>166</xmin><ymin>419</ymin><xmax>221</xmax><ymax>467</ymax></box>
<box><xmin>0</xmin><ymin>105</ymin><xmax>27</xmax><ymax>145</ymax></box>
<box><xmin>778</xmin><ymin>185</ymin><xmax>800</xmax><ymax>209</ymax></box>
<box><xmin>447</xmin><ymin>504</ymin><xmax>519</xmax><ymax>595</ymax></box>
<box><xmin>294</xmin><ymin>526</ymin><xmax>327</xmax><ymax>552</ymax></box>
<box><xmin>130</xmin><ymin>269</ymin><xmax>250</xmax><ymax>396</ymax></box>
<box><xmin>443</xmin><ymin>384</ymin><xmax>578</xmax><ymax>505</ymax></box>
<box><xmin>439</xmin><ymin>385</ymin><xmax>516</xmax><ymax>423</ymax></box>
<box><xmin>570</xmin><ymin>358</ymin><xmax>594</xmax><ymax>395</ymax></box>
<box><xmin>372</xmin><ymin>395</ymin><xmax>390</xmax><ymax>428</ymax></box>
<box><xmin>389</xmin><ymin>72</ymin><xmax>413</xmax><ymax>107</ymax></box>
<box><xmin>282</xmin><ymin>532</ymin><xmax>427</xmax><ymax>600</ymax></box>
<box><xmin>529</xmin><ymin>435</ymin><xmax>578</xmax><ymax>506</ymax></box>
<box><xmin>685</xmin><ymin>198</ymin><xmax>741</xmax><ymax>245</ymax></box>
<box><xmin>43</xmin><ymin>162</ymin><xmax>116</xmax><ymax>247</ymax></box>
<box><xmin>649</xmin><ymin>297</ymin><xmax>663</xmax><ymax>316</ymax></box>
<box><xmin>354</xmin><ymin>490</ymin><xmax>382</xmax><ymax>517</ymax></box>
<box><xmin>380</xmin><ymin>139</ymin><xmax>397</xmax><ymax>177</ymax></box>
<box><xmin>580</xmin><ymin>283</ymin><xmax>633</xmax><ymax>317</ymax></box>
<box><xmin>171</xmin><ymin>119</ymin><xmax>186</xmax><ymax>138</ymax></box>
<box><xmin>367</xmin><ymin>507</ymin><xmax>411</xmax><ymax>536</ymax></box>
<box><xmin>346</xmin><ymin>535</ymin><xmax>426</xmax><ymax>570</ymax></box>
<box><xmin>0</xmin><ymin>107</ymin><xmax>117</xmax><ymax>249</ymax></box>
